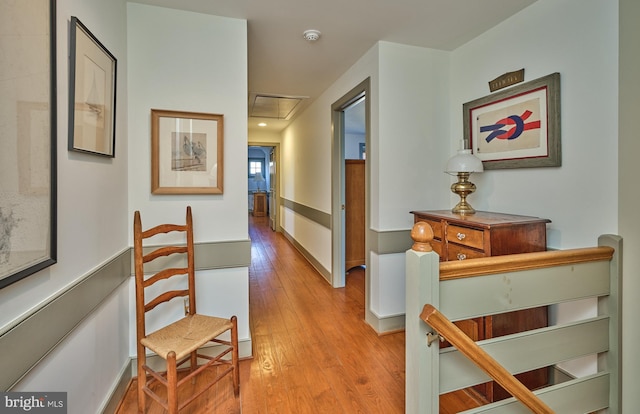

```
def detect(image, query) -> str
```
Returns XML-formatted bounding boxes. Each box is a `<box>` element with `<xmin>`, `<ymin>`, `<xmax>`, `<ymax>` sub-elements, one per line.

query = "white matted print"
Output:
<box><xmin>68</xmin><ymin>16</ymin><xmax>117</xmax><ymax>157</ymax></box>
<box><xmin>473</xmin><ymin>88</ymin><xmax>548</xmax><ymax>159</ymax></box>
<box><xmin>151</xmin><ymin>109</ymin><xmax>224</xmax><ymax>195</ymax></box>
<box><xmin>464</xmin><ymin>72</ymin><xmax>561</xmax><ymax>169</ymax></box>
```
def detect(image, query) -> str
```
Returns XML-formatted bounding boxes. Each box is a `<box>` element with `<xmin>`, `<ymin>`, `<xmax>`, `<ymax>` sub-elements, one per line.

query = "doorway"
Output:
<box><xmin>344</xmin><ymin>100</ymin><xmax>366</xmax><ymax>271</ymax></box>
<box><xmin>248</xmin><ymin>143</ymin><xmax>280</xmax><ymax>232</ymax></box>
<box><xmin>330</xmin><ymin>78</ymin><xmax>370</xmax><ymax>289</ymax></box>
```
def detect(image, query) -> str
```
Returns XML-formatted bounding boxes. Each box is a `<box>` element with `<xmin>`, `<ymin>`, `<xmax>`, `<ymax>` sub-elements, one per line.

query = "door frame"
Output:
<box><xmin>330</xmin><ymin>78</ymin><xmax>370</xmax><ymax>288</ymax></box>
<box><xmin>248</xmin><ymin>142</ymin><xmax>281</xmax><ymax>232</ymax></box>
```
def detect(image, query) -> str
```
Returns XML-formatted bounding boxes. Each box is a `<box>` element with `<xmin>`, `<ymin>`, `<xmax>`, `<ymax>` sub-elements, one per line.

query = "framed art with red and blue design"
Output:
<box><xmin>463</xmin><ymin>72</ymin><xmax>561</xmax><ymax>169</ymax></box>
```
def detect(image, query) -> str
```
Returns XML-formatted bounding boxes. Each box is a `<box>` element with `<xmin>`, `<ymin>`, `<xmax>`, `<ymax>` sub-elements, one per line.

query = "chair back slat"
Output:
<box><xmin>143</xmin><ymin>267</ymin><xmax>189</xmax><ymax>288</ymax></box>
<box><xmin>145</xmin><ymin>289</ymin><xmax>190</xmax><ymax>312</ymax></box>
<box><xmin>141</xmin><ymin>223</ymin><xmax>188</xmax><ymax>239</ymax></box>
<box><xmin>144</xmin><ymin>245</ymin><xmax>189</xmax><ymax>263</ymax></box>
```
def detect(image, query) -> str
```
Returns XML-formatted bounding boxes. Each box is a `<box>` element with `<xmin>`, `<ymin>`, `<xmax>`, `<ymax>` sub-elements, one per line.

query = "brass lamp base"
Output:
<box><xmin>451</xmin><ymin>172</ymin><xmax>476</xmax><ymax>215</ymax></box>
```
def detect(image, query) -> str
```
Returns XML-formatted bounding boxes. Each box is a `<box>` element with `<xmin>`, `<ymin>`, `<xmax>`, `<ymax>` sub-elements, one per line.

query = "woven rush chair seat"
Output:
<box><xmin>134</xmin><ymin>206</ymin><xmax>239</xmax><ymax>414</ymax></box>
<box><xmin>141</xmin><ymin>314</ymin><xmax>233</xmax><ymax>360</ymax></box>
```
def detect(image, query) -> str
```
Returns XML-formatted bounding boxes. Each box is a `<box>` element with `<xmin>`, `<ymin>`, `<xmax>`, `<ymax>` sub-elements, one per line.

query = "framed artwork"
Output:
<box><xmin>68</xmin><ymin>16</ymin><xmax>117</xmax><ymax>157</ymax></box>
<box><xmin>151</xmin><ymin>109</ymin><xmax>224</xmax><ymax>195</ymax></box>
<box><xmin>0</xmin><ymin>0</ymin><xmax>57</xmax><ymax>288</ymax></box>
<box><xmin>464</xmin><ymin>72</ymin><xmax>561</xmax><ymax>169</ymax></box>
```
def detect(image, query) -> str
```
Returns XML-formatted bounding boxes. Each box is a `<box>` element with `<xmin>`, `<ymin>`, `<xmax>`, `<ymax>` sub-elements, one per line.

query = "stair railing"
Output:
<box><xmin>420</xmin><ymin>304</ymin><xmax>554</xmax><ymax>413</ymax></box>
<box><xmin>405</xmin><ymin>221</ymin><xmax>621</xmax><ymax>414</ymax></box>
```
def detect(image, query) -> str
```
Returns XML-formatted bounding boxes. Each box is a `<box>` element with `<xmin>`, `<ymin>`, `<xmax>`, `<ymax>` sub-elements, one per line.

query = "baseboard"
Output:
<box><xmin>281</xmin><ymin>229</ymin><xmax>332</xmax><ymax>283</ymax></box>
<box><xmin>101</xmin><ymin>359</ymin><xmax>133</xmax><ymax>414</ymax></box>
<box><xmin>365</xmin><ymin>310</ymin><xmax>405</xmax><ymax>334</ymax></box>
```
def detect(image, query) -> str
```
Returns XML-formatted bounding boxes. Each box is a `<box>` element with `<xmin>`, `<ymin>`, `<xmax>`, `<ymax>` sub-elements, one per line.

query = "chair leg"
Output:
<box><xmin>167</xmin><ymin>352</ymin><xmax>178</xmax><ymax>414</ymax></box>
<box><xmin>231</xmin><ymin>315</ymin><xmax>240</xmax><ymax>396</ymax></box>
<box><xmin>190</xmin><ymin>350</ymin><xmax>198</xmax><ymax>385</ymax></box>
<box><xmin>137</xmin><ymin>349</ymin><xmax>146</xmax><ymax>413</ymax></box>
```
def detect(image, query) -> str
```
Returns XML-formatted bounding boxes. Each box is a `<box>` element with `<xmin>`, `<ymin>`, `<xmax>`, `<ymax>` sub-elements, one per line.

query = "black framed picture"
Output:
<box><xmin>0</xmin><ymin>0</ymin><xmax>57</xmax><ymax>288</ymax></box>
<box><xmin>68</xmin><ymin>16</ymin><xmax>117</xmax><ymax>157</ymax></box>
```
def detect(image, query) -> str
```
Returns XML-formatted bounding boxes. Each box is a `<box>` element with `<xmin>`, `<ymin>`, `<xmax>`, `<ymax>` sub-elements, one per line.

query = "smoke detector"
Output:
<box><xmin>302</xmin><ymin>29</ymin><xmax>321</xmax><ymax>42</ymax></box>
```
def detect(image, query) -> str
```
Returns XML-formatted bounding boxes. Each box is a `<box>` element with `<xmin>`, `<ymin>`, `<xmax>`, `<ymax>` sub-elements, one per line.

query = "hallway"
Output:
<box><xmin>117</xmin><ymin>214</ymin><xmax>405</xmax><ymax>413</ymax></box>
<box><xmin>239</xmin><ymin>214</ymin><xmax>405</xmax><ymax>412</ymax></box>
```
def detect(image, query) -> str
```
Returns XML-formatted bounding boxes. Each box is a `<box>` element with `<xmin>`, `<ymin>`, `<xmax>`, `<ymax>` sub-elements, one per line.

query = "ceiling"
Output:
<box><xmin>130</xmin><ymin>0</ymin><xmax>537</xmax><ymax>132</ymax></box>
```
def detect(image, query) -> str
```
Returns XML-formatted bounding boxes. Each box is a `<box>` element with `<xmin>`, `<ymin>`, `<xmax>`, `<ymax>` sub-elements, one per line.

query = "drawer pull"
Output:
<box><xmin>456</xmin><ymin>232</ymin><xmax>466</xmax><ymax>241</ymax></box>
<box><xmin>456</xmin><ymin>253</ymin><xmax>467</xmax><ymax>261</ymax></box>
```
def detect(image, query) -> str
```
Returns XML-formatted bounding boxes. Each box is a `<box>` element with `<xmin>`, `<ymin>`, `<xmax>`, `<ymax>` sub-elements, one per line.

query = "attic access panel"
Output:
<box><xmin>249</xmin><ymin>94</ymin><xmax>306</xmax><ymax>120</ymax></box>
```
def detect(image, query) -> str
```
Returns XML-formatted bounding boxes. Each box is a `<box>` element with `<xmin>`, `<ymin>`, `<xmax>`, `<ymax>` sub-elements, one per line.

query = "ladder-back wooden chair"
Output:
<box><xmin>133</xmin><ymin>206</ymin><xmax>239</xmax><ymax>413</ymax></box>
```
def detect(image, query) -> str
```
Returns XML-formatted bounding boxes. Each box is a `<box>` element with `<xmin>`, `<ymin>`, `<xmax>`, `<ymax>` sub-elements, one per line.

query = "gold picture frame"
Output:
<box><xmin>151</xmin><ymin>109</ymin><xmax>224</xmax><ymax>195</ymax></box>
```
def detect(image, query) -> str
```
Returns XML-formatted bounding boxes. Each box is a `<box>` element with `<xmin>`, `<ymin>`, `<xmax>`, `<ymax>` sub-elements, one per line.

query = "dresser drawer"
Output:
<box><xmin>447</xmin><ymin>243</ymin><xmax>486</xmax><ymax>261</ymax></box>
<box><xmin>447</xmin><ymin>225</ymin><xmax>484</xmax><ymax>250</ymax></box>
<box><xmin>431</xmin><ymin>239</ymin><xmax>443</xmax><ymax>258</ymax></box>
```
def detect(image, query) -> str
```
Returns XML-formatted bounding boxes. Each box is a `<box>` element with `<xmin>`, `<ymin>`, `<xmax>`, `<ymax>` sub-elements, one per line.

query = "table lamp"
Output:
<box><xmin>445</xmin><ymin>149</ymin><xmax>483</xmax><ymax>214</ymax></box>
<box><xmin>254</xmin><ymin>172</ymin><xmax>265</xmax><ymax>192</ymax></box>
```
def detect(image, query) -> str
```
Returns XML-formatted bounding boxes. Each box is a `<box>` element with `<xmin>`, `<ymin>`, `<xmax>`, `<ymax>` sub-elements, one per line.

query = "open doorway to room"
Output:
<box><xmin>331</xmin><ymin>78</ymin><xmax>369</xmax><ymax>290</ymax></box>
<box><xmin>344</xmin><ymin>98</ymin><xmax>366</xmax><ymax>272</ymax></box>
<box><xmin>248</xmin><ymin>143</ymin><xmax>280</xmax><ymax>232</ymax></box>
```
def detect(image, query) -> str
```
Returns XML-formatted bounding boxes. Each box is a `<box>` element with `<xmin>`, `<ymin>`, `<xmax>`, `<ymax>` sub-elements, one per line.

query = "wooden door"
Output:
<box><xmin>345</xmin><ymin>160</ymin><xmax>365</xmax><ymax>270</ymax></box>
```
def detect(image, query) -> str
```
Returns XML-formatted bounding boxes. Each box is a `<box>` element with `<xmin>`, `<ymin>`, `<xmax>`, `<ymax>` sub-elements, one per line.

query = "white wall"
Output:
<box><xmin>15</xmin><ymin>283</ymin><xmax>130</xmax><ymax>413</ymax></box>
<box><xmin>127</xmin><ymin>4</ymin><xmax>248</xmax><ymax>241</ymax></box>
<box><xmin>345</xmin><ymin>133</ymin><xmax>365</xmax><ymax>159</ymax></box>
<box><xmin>450</xmin><ymin>0</ymin><xmax>618</xmax><ymax>247</ymax></box>
<box><xmin>283</xmin><ymin>42</ymin><xmax>450</xmax><ymax>318</ymax></box>
<box><xmin>7</xmin><ymin>0</ymin><xmax>130</xmax><ymax>411</ymax></box>
<box><xmin>449</xmin><ymin>0</ymin><xmax>618</xmax><ymax>377</ymax></box>
<box><xmin>376</xmin><ymin>42</ymin><xmax>451</xmax><ymax>229</ymax></box>
<box><xmin>372</xmin><ymin>43</ymin><xmax>451</xmax><ymax>317</ymax></box>
<box><xmin>126</xmin><ymin>3</ymin><xmax>250</xmax><ymax>348</ymax></box>
<box><xmin>248</xmin><ymin>128</ymin><xmax>282</xmax><ymax>145</ymax></box>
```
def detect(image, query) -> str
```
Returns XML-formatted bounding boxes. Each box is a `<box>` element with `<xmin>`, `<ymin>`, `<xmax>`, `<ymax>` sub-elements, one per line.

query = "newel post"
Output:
<box><xmin>405</xmin><ymin>221</ymin><xmax>441</xmax><ymax>414</ymax></box>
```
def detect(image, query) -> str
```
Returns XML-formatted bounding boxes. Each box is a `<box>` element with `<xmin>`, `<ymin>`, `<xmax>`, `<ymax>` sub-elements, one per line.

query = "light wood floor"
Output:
<box><xmin>116</xmin><ymin>215</ymin><xmax>480</xmax><ymax>413</ymax></box>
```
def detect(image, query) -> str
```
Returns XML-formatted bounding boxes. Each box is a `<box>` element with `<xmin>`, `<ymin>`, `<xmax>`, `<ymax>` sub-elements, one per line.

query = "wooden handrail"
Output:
<box><xmin>409</xmin><ymin>220</ymin><xmax>614</xmax><ymax>281</ymax></box>
<box><xmin>420</xmin><ymin>304</ymin><xmax>554</xmax><ymax>414</ymax></box>
<box><xmin>439</xmin><ymin>246</ymin><xmax>614</xmax><ymax>280</ymax></box>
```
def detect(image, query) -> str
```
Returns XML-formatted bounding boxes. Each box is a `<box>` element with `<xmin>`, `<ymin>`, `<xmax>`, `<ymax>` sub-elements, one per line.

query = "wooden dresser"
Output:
<box><xmin>411</xmin><ymin>210</ymin><xmax>550</xmax><ymax>261</ymax></box>
<box><xmin>411</xmin><ymin>210</ymin><xmax>551</xmax><ymax>402</ymax></box>
<box><xmin>253</xmin><ymin>192</ymin><xmax>267</xmax><ymax>217</ymax></box>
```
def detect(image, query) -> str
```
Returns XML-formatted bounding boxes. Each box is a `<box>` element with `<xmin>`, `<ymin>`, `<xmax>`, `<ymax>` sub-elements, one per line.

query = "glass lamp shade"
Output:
<box><xmin>254</xmin><ymin>172</ymin><xmax>265</xmax><ymax>191</ymax></box>
<box><xmin>445</xmin><ymin>149</ymin><xmax>484</xmax><ymax>174</ymax></box>
<box><xmin>445</xmin><ymin>149</ymin><xmax>483</xmax><ymax>215</ymax></box>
